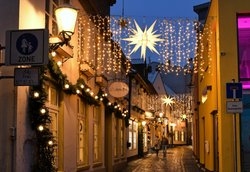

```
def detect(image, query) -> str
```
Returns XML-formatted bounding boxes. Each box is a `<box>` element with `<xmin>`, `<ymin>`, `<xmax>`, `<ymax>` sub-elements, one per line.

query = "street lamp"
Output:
<box><xmin>49</xmin><ymin>3</ymin><xmax>78</xmax><ymax>51</ymax></box>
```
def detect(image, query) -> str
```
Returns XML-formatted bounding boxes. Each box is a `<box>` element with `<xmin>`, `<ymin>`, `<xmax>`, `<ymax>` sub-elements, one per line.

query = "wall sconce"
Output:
<box><xmin>49</xmin><ymin>3</ymin><xmax>78</xmax><ymax>51</ymax></box>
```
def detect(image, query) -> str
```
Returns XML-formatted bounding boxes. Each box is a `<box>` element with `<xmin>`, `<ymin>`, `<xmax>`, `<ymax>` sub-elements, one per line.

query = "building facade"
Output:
<box><xmin>0</xmin><ymin>0</ymin><xmax>136</xmax><ymax>172</ymax></box>
<box><xmin>193</xmin><ymin>0</ymin><xmax>250</xmax><ymax>171</ymax></box>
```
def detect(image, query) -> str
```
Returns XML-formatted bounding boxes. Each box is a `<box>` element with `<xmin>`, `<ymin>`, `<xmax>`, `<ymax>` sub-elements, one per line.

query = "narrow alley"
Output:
<box><xmin>122</xmin><ymin>146</ymin><xmax>203</xmax><ymax>172</ymax></box>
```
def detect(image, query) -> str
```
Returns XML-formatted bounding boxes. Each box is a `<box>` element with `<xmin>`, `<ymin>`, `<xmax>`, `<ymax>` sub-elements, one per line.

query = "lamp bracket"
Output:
<box><xmin>49</xmin><ymin>31</ymin><xmax>73</xmax><ymax>52</ymax></box>
<box><xmin>0</xmin><ymin>44</ymin><xmax>5</xmax><ymax>50</ymax></box>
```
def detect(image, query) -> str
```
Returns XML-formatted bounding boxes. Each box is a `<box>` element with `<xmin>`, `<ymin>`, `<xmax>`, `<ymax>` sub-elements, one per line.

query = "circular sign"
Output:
<box><xmin>16</xmin><ymin>33</ymin><xmax>38</xmax><ymax>55</ymax></box>
<box><xmin>108</xmin><ymin>81</ymin><xmax>129</xmax><ymax>98</ymax></box>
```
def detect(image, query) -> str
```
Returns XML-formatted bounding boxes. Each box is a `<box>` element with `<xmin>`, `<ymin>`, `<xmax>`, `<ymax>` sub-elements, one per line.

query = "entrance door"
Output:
<box><xmin>241</xmin><ymin>93</ymin><xmax>250</xmax><ymax>171</ymax></box>
<box><xmin>105</xmin><ymin>109</ymin><xmax>112</xmax><ymax>172</ymax></box>
<box><xmin>213</xmin><ymin>113</ymin><xmax>219</xmax><ymax>172</ymax></box>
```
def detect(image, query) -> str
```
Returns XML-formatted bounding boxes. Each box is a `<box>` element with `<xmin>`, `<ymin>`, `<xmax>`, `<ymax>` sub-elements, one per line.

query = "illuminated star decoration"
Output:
<box><xmin>123</xmin><ymin>20</ymin><xmax>164</xmax><ymax>61</ymax></box>
<box><xmin>162</xmin><ymin>95</ymin><xmax>174</xmax><ymax>106</ymax></box>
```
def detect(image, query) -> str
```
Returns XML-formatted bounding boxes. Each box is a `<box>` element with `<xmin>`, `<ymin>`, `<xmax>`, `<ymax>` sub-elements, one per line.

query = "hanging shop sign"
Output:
<box><xmin>5</xmin><ymin>29</ymin><xmax>48</xmax><ymax>66</ymax></box>
<box><xmin>108</xmin><ymin>81</ymin><xmax>129</xmax><ymax>98</ymax></box>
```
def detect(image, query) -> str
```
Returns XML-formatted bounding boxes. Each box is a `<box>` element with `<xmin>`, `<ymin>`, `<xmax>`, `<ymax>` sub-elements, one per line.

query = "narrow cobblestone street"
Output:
<box><xmin>122</xmin><ymin>146</ymin><xmax>202</xmax><ymax>172</ymax></box>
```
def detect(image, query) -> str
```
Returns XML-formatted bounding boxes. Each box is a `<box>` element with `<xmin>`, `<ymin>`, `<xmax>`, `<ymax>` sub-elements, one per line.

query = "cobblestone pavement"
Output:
<box><xmin>122</xmin><ymin>146</ymin><xmax>202</xmax><ymax>172</ymax></box>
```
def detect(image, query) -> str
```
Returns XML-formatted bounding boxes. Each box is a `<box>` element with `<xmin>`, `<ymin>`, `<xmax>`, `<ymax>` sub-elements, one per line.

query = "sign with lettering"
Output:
<box><xmin>14</xmin><ymin>67</ymin><xmax>39</xmax><ymax>86</ymax></box>
<box><xmin>5</xmin><ymin>29</ymin><xmax>48</xmax><ymax>65</ymax></box>
<box><xmin>226</xmin><ymin>101</ymin><xmax>243</xmax><ymax>113</ymax></box>
<box><xmin>108</xmin><ymin>81</ymin><xmax>129</xmax><ymax>98</ymax></box>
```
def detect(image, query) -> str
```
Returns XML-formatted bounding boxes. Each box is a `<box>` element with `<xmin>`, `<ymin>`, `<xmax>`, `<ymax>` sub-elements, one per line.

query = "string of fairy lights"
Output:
<box><xmin>77</xmin><ymin>15</ymin><xmax>214</xmax><ymax>76</ymax></box>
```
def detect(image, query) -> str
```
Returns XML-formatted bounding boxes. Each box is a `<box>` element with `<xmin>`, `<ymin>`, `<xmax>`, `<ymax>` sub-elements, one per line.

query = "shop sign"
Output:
<box><xmin>108</xmin><ymin>81</ymin><xmax>129</xmax><ymax>98</ymax></box>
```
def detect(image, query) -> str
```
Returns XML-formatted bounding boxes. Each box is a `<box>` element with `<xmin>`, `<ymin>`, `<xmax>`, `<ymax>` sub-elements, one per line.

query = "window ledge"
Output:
<box><xmin>77</xmin><ymin>164</ymin><xmax>90</xmax><ymax>171</ymax></box>
<box><xmin>92</xmin><ymin>162</ymin><xmax>102</xmax><ymax>168</ymax></box>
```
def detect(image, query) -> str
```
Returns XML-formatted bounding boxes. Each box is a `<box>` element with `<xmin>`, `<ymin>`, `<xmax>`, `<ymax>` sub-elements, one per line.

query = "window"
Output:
<box><xmin>174</xmin><ymin>130</ymin><xmax>179</xmax><ymax>141</ymax></box>
<box><xmin>93</xmin><ymin>106</ymin><xmax>101</xmax><ymax>162</ymax></box>
<box><xmin>237</xmin><ymin>15</ymin><xmax>250</xmax><ymax>89</ymax></box>
<box><xmin>45</xmin><ymin>0</ymin><xmax>59</xmax><ymax>35</ymax></box>
<box><xmin>143</xmin><ymin>127</ymin><xmax>147</xmax><ymax>148</ymax></box>
<box><xmin>181</xmin><ymin>131</ymin><xmax>185</xmax><ymax>142</ymax></box>
<box><xmin>45</xmin><ymin>84</ymin><xmax>59</xmax><ymax>168</ymax></box>
<box><xmin>128</xmin><ymin>121</ymin><xmax>133</xmax><ymax>150</ymax></box>
<box><xmin>128</xmin><ymin>120</ymin><xmax>138</xmax><ymax>150</ymax></box>
<box><xmin>77</xmin><ymin>99</ymin><xmax>88</xmax><ymax>166</ymax></box>
<box><xmin>133</xmin><ymin>121</ymin><xmax>137</xmax><ymax>149</ymax></box>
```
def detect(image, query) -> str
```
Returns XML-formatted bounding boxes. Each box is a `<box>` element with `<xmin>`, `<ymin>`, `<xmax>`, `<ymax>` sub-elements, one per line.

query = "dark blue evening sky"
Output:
<box><xmin>111</xmin><ymin>0</ymin><xmax>210</xmax><ymax>18</ymax></box>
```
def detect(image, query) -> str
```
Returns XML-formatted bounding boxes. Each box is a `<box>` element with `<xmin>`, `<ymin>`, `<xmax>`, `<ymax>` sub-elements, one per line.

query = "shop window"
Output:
<box><xmin>77</xmin><ymin>98</ymin><xmax>88</xmax><ymax>166</ymax></box>
<box><xmin>128</xmin><ymin>120</ymin><xmax>138</xmax><ymax>150</ymax></box>
<box><xmin>133</xmin><ymin>121</ymin><xmax>138</xmax><ymax>149</ymax></box>
<box><xmin>174</xmin><ymin>130</ymin><xmax>179</xmax><ymax>141</ymax></box>
<box><xmin>128</xmin><ymin>121</ymin><xmax>133</xmax><ymax>150</ymax></box>
<box><xmin>143</xmin><ymin>127</ymin><xmax>147</xmax><ymax>148</ymax></box>
<box><xmin>181</xmin><ymin>131</ymin><xmax>185</xmax><ymax>142</ymax></box>
<box><xmin>237</xmin><ymin>15</ymin><xmax>250</xmax><ymax>89</ymax></box>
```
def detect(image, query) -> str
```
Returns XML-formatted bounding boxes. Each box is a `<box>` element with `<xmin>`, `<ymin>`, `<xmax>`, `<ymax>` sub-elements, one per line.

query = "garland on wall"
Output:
<box><xmin>29</xmin><ymin>65</ymin><xmax>56</xmax><ymax>172</ymax></box>
<box><xmin>29</xmin><ymin>58</ymin><xmax>128</xmax><ymax>171</ymax></box>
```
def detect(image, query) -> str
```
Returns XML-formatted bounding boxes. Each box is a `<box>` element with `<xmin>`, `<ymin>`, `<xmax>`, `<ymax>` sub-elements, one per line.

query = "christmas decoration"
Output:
<box><xmin>123</xmin><ymin>20</ymin><xmax>164</xmax><ymax>60</ymax></box>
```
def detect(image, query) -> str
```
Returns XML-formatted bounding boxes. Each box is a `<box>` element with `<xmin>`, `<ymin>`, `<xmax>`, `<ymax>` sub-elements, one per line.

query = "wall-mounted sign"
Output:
<box><xmin>14</xmin><ymin>67</ymin><xmax>40</xmax><ymax>86</ymax></box>
<box><xmin>108</xmin><ymin>81</ymin><xmax>129</xmax><ymax>98</ymax></box>
<box><xmin>5</xmin><ymin>29</ymin><xmax>48</xmax><ymax>66</ymax></box>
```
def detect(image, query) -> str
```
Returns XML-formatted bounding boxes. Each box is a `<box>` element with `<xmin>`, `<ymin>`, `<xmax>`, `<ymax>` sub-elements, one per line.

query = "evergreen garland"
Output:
<box><xmin>29</xmin><ymin>58</ymin><xmax>127</xmax><ymax>171</ymax></box>
<box><xmin>29</xmin><ymin>65</ymin><xmax>56</xmax><ymax>172</ymax></box>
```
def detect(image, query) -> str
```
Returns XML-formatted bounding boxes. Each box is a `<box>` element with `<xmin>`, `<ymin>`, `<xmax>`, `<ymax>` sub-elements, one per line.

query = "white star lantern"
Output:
<box><xmin>162</xmin><ymin>95</ymin><xmax>174</xmax><ymax>106</ymax></box>
<box><xmin>123</xmin><ymin>20</ymin><xmax>164</xmax><ymax>60</ymax></box>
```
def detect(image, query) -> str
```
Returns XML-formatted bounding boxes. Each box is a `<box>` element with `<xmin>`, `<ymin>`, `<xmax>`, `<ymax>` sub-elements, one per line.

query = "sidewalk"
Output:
<box><xmin>122</xmin><ymin>146</ymin><xmax>202</xmax><ymax>172</ymax></box>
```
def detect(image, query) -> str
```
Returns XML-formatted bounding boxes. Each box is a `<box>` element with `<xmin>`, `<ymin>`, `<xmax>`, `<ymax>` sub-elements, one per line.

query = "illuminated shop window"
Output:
<box><xmin>174</xmin><ymin>131</ymin><xmax>179</xmax><ymax>141</ymax></box>
<box><xmin>128</xmin><ymin>121</ymin><xmax>133</xmax><ymax>150</ymax></box>
<box><xmin>133</xmin><ymin>121</ymin><xmax>138</xmax><ymax>149</ymax></box>
<box><xmin>143</xmin><ymin>127</ymin><xmax>147</xmax><ymax>148</ymax></box>
<box><xmin>128</xmin><ymin>120</ymin><xmax>138</xmax><ymax>150</ymax></box>
<box><xmin>181</xmin><ymin>131</ymin><xmax>185</xmax><ymax>142</ymax></box>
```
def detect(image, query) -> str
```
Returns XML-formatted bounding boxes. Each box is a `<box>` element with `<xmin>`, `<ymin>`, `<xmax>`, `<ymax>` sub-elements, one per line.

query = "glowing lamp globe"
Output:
<box><xmin>55</xmin><ymin>4</ymin><xmax>78</xmax><ymax>36</ymax></box>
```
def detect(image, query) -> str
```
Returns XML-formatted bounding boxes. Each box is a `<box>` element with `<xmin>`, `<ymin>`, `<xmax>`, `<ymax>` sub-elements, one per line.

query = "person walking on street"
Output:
<box><xmin>162</xmin><ymin>136</ymin><xmax>168</xmax><ymax>150</ymax></box>
<box><xmin>154</xmin><ymin>136</ymin><xmax>161</xmax><ymax>157</ymax></box>
<box><xmin>162</xmin><ymin>136</ymin><xmax>168</xmax><ymax>159</ymax></box>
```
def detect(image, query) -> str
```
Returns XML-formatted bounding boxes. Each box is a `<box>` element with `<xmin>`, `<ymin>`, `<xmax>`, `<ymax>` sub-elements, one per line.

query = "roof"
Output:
<box><xmin>148</xmin><ymin>72</ymin><xmax>158</xmax><ymax>83</ymax></box>
<box><xmin>164</xmin><ymin>83</ymin><xmax>176</xmax><ymax>96</ymax></box>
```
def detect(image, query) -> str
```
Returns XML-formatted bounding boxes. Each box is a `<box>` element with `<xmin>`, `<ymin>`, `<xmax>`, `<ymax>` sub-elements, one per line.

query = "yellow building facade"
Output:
<box><xmin>194</xmin><ymin>0</ymin><xmax>250</xmax><ymax>171</ymax></box>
